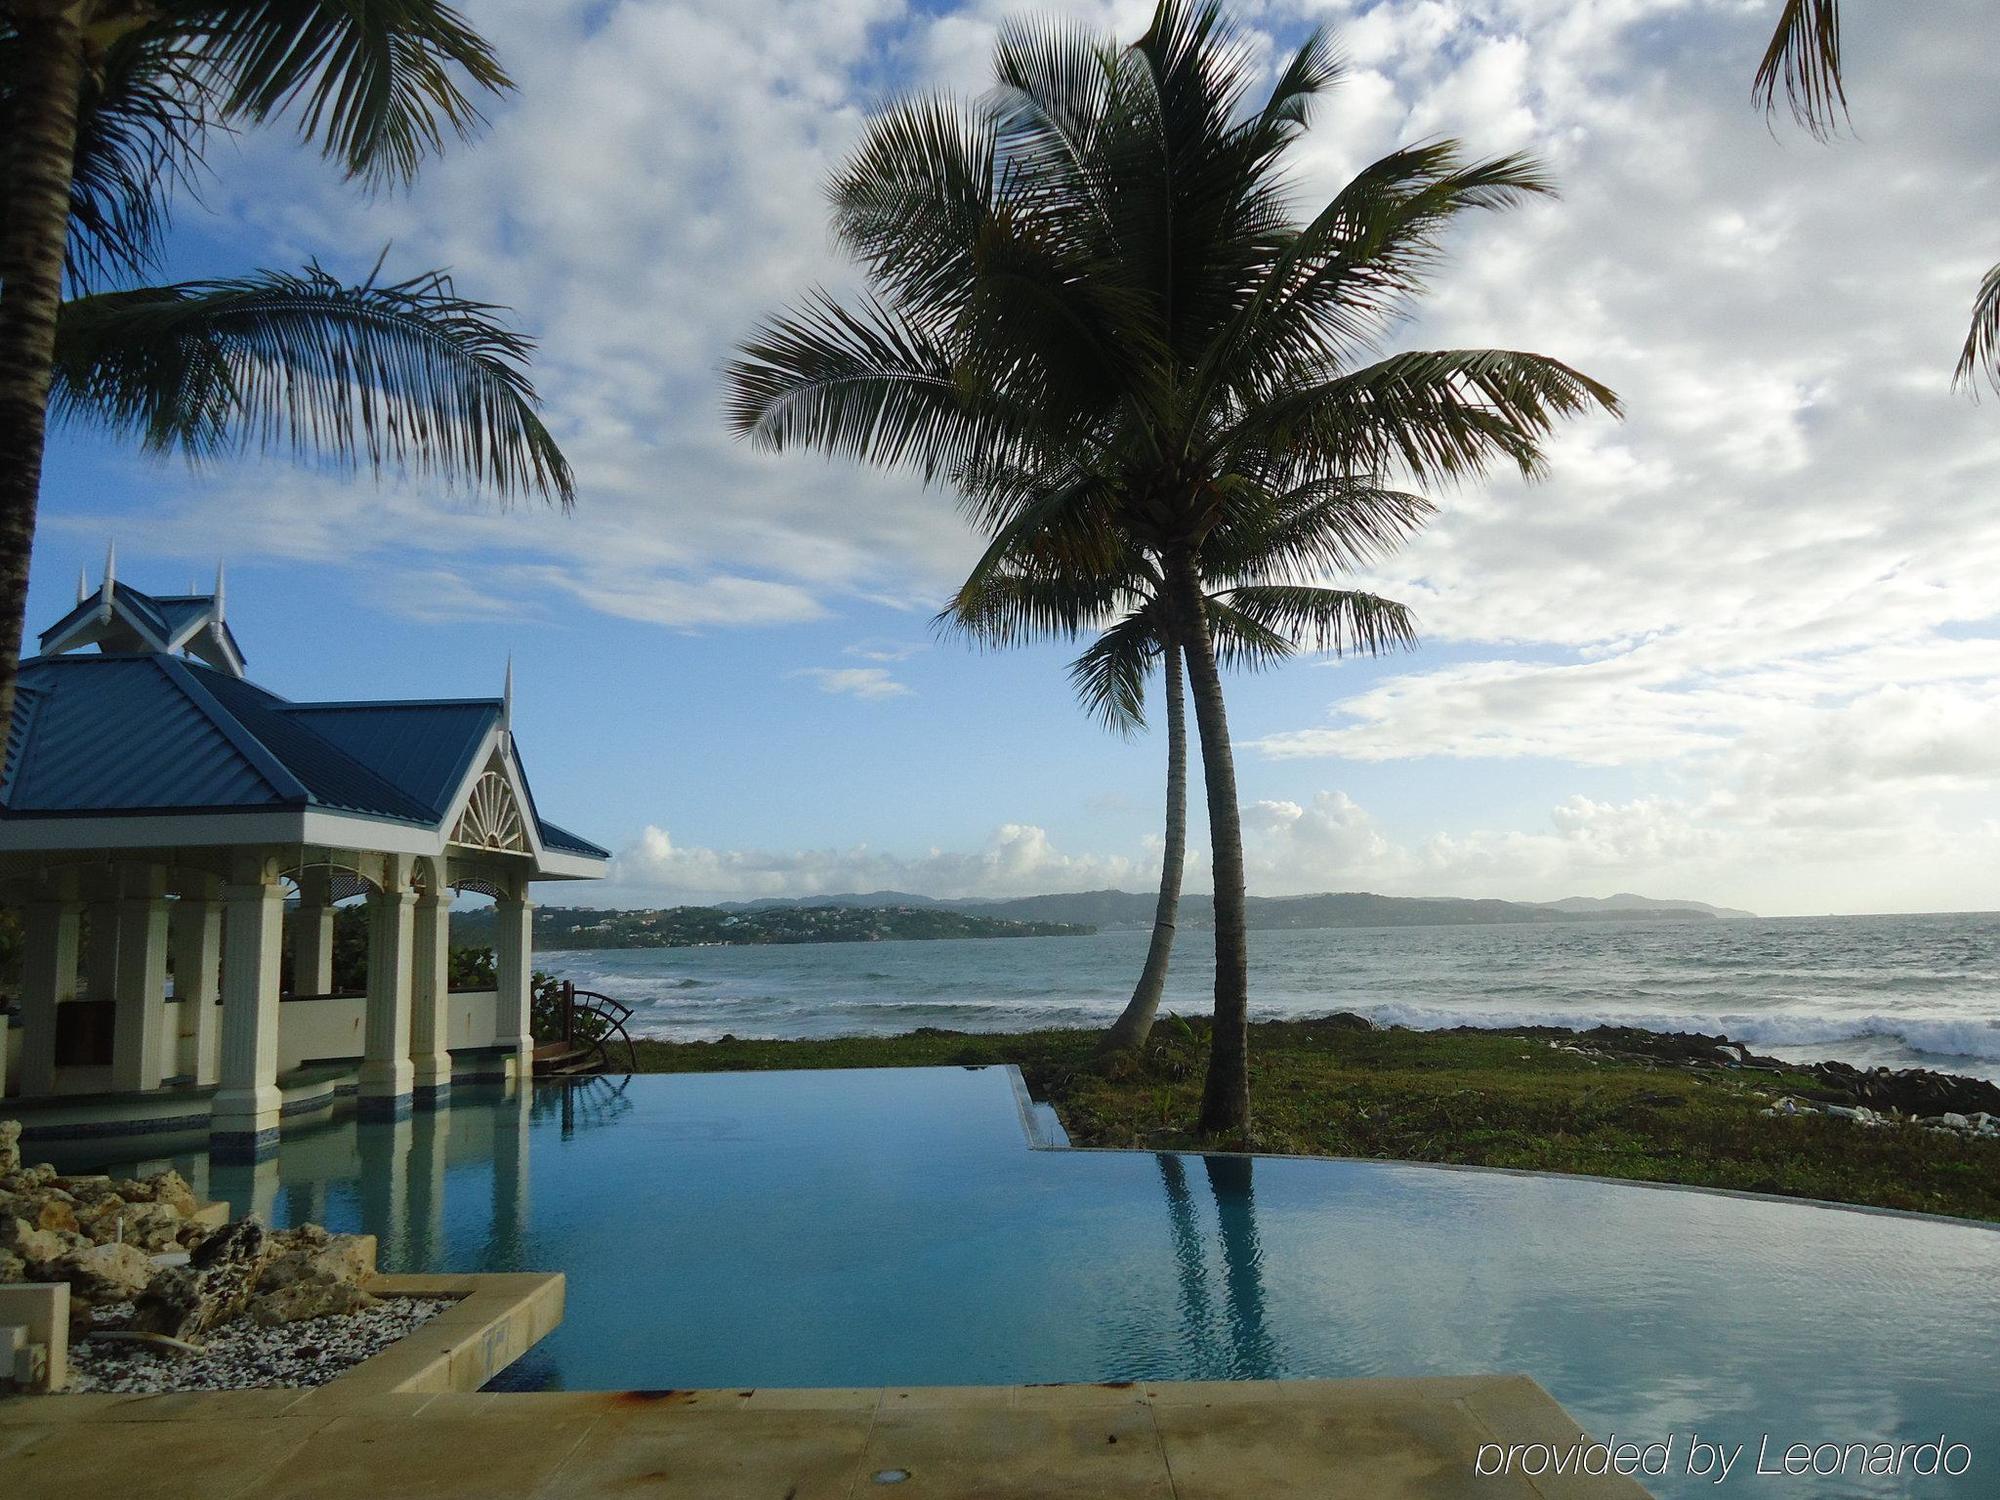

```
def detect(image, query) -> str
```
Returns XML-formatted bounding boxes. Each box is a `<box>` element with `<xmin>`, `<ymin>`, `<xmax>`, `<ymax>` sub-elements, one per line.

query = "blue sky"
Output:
<box><xmin>34</xmin><ymin>0</ymin><xmax>2000</xmax><ymax>916</ymax></box>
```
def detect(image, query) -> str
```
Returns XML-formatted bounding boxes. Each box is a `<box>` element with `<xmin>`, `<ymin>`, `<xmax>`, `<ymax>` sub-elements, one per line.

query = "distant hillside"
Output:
<box><xmin>665</xmin><ymin>887</ymin><xmax>1747</xmax><ymax>934</ymax></box>
<box><xmin>1538</xmin><ymin>893</ymin><xmax>1756</xmax><ymax>919</ymax></box>
<box><xmin>456</xmin><ymin>903</ymin><xmax>1092</xmax><ymax>950</ymax></box>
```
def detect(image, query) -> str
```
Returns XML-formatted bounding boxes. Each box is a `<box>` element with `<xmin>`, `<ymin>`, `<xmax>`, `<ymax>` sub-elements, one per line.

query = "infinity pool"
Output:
<box><xmin>92</xmin><ymin>1067</ymin><xmax>1999</xmax><ymax>1498</ymax></box>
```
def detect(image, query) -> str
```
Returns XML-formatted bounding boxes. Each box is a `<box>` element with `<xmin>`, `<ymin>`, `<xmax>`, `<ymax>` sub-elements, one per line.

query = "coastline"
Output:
<box><xmin>619</xmin><ymin>1017</ymin><xmax>2000</xmax><ymax>1224</ymax></box>
<box><xmin>538</xmin><ymin>913</ymin><xmax>2000</xmax><ymax>1084</ymax></box>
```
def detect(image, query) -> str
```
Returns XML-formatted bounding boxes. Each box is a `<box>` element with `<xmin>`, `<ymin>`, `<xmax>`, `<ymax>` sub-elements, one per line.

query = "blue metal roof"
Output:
<box><xmin>190</xmin><ymin>667</ymin><xmax>442</xmax><ymax>822</ymax></box>
<box><xmin>2</xmin><ymin>655</ymin><xmax>296</xmax><ymax>813</ymax></box>
<box><xmin>282</xmin><ymin>699</ymin><xmax>500</xmax><ymax>819</ymax></box>
<box><xmin>537</xmin><ymin>819</ymin><xmax>612</xmax><ymax>858</ymax></box>
<box><xmin>2</xmin><ymin>651</ymin><xmax>607</xmax><ymax>861</ymax></box>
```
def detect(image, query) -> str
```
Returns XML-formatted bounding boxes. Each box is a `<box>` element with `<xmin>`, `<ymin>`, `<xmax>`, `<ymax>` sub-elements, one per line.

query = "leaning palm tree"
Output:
<box><xmin>1754</xmin><ymin>1</ymin><xmax>1999</xmax><ymax>389</ymax></box>
<box><xmin>0</xmin><ymin>2</ymin><xmax>550</xmax><ymax>727</ymax></box>
<box><xmin>728</xmin><ymin>0</ymin><xmax>1616</xmax><ymax>1134</ymax></box>
<box><xmin>946</xmin><ymin>484</ymin><xmax>1422</xmax><ymax>1055</ymax></box>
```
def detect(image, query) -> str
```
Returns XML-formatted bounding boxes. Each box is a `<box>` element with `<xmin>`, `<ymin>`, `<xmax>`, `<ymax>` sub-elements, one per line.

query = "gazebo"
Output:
<box><xmin>0</xmin><ymin>555</ymin><xmax>607</xmax><ymax>1160</ymax></box>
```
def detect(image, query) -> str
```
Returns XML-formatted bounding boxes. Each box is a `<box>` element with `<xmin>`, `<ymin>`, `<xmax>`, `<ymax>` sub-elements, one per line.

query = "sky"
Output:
<box><xmin>33</xmin><ymin>0</ymin><xmax>2000</xmax><ymax>917</ymax></box>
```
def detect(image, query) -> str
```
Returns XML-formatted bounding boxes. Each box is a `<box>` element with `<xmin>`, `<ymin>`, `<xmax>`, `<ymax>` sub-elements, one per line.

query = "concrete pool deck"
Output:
<box><xmin>0</xmin><ymin>1373</ymin><xmax>1650</xmax><ymax>1498</ymax></box>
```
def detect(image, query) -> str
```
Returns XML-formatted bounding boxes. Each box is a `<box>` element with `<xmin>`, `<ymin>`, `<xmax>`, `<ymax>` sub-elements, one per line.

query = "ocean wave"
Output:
<box><xmin>1353</xmin><ymin>1004</ymin><xmax>2000</xmax><ymax>1061</ymax></box>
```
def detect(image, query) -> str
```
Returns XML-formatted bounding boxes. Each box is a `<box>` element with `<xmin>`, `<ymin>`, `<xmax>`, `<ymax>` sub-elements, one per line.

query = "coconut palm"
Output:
<box><xmin>945</xmin><ymin>484</ymin><xmax>1422</xmax><ymax>1055</ymax></box>
<box><xmin>727</xmin><ymin>0</ymin><xmax>1616</xmax><ymax>1134</ymax></box>
<box><xmin>0</xmin><ymin>2</ymin><xmax>557</xmax><ymax>727</ymax></box>
<box><xmin>1754</xmin><ymin>1</ymin><xmax>1998</xmax><ymax>389</ymax></box>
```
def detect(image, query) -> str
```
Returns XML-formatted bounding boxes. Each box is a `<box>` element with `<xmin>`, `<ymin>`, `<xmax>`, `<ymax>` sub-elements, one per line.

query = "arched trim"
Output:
<box><xmin>451</xmin><ymin>769</ymin><xmax>527</xmax><ymax>853</ymax></box>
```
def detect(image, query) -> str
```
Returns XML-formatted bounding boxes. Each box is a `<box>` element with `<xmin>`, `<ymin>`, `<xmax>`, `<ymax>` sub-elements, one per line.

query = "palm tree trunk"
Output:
<box><xmin>0</xmin><ymin>3</ymin><xmax>87</xmax><ymax>729</ymax></box>
<box><xmin>1166</xmin><ymin>556</ymin><xmax>1251</xmax><ymax>1137</ymax></box>
<box><xmin>1099</xmin><ymin>637</ymin><xmax>1187</xmax><ymax>1053</ymax></box>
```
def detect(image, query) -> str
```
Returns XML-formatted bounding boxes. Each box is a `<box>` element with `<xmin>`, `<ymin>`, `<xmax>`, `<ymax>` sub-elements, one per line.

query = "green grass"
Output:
<box><xmin>627</xmin><ymin>1018</ymin><xmax>2000</xmax><ymax>1224</ymax></box>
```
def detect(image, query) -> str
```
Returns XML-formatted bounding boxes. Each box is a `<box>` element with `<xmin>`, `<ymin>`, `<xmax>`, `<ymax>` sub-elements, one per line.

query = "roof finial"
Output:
<box><xmin>502</xmin><ymin>654</ymin><xmax>514</xmax><ymax>732</ymax></box>
<box><xmin>214</xmin><ymin>561</ymin><xmax>226</xmax><ymax>621</ymax></box>
<box><xmin>97</xmin><ymin>541</ymin><xmax>116</xmax><ymax>621</ymax></box>
<box><xmin>77</xmin><ymin>567</ymin><xmax>88</xmax><ymax>605</ymax></box>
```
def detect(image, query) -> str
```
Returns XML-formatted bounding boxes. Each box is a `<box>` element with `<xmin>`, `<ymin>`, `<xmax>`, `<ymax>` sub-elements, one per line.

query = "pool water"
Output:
<box><xmin>100</xmin><ymin>1067</ymin><xmax>1999</xmax><ymax>1498</ymax></box>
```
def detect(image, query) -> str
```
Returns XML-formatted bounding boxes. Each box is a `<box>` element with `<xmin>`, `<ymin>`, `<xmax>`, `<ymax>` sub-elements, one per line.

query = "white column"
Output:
<box><xmin>83</xmin><ymin>901</ymin><xmax>119</xmax><ymax>1000</ymax></box>
<box><xmin>171</xmin><ymin>885</ymin><xmax>224</xmax><ymax>1086</ymax></box>
<box><xmin>291</xmin><ymin>868</ymin><xmax>336</xmax><ymax>996</ymax></box>
<box><xmin>410</xmin><ymin>862</ymin><xmax>453</xmax><ymax>1106</ymax></box>
<box><xmin>359</xmin><ymin>862</ymin><xmax>416</xmax><ymax>1119</ymax></box>
<box><xmin>212</xmin><ymin>869</ymin><xmax>286</xmax><ymax>1161</ymax></box>
<box><xmin>16</xmin><ymin>894</ymin><xmax>80</xmax><ymax>1097</ymax></box>
<box><xmin>494</xmin><ymin>884</ymin><xmax>535</xmax><ymax>1081</ymax></box>
<box><xmin>110</xmin><ymin>869</ymin><xmax>169</xmax><ymax>1093</ymax></box>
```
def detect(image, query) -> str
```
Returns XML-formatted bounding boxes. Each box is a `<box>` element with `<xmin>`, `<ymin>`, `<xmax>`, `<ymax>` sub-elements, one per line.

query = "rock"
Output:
<box><xmin>1940</xmin><ymin>1112</ymin><xmax>1971</xmax><ymax>1130</ymax></box>
<box><xmin>1</xmin><ymin>1217</ymin><xmax>80</xmax><ymax>1264</ymax></box>
<box><xmin>122</xmin><ymin>1204</ymin><xmax>189</xmax><ymax>1253</ymax></box>
<box><xmin>0</xmin><ymin>1120</ymin><xmax>19</xmax><ymax>1174</ymax></box>
<box><xmin>1322</xmin><ymin>1012</ymin><xmax>1376</xmax><ymax>1032</ymax></box>
<box><xmin>0</xmin><ymin>1163</ymin><xmax>56</xmax><ymax>1192</ymax></box>
<box><xmin>40</xmin><ymin>1241</ymin><xmax>154</xmax><ymax>1302</ymax></box>
<box><xmin>140</xmin><ymin>1171</ymin><xmax>200</xmax><ymax>1217</ymax></box>
<box><xmin>111</xmin><ymin>1171</ymin><xmax>200</xmax><ymax>1217</ymax></box>
<box><xmin>0</xmin><ymin>1248</ymin><xmax>24</xmax><ymax>1282</ymax></box>
<box><xmin>132</xmin><ymin>1218</ymin><xmax>267</xmax><ymax>1341</ymax></box>
<box><xmin>260</xmin><ymin>1233</ymin><xmax>373</xmax><ymax>1291</ymax></box>
<box><xmin>248</xmin><ymin>1278</ymin><xmax>380</xmax><ymax>1327</ymax></box>
<box><xmin>78</xmin><ymin>1198</ymin><xmax>184</xmax><ymax>1252</ymax></box>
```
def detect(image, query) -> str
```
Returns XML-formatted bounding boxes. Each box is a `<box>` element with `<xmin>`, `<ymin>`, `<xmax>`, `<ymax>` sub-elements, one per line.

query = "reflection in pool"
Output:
<box><xmin>90</xmin><ymin>1066</ymin><xmax>1999</xmax><ymax>1499</ymax></box>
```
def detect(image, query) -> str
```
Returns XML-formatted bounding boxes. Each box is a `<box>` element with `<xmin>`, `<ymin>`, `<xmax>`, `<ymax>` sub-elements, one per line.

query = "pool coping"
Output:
<box><xmin>0</xmin><ymin>1372</ymin><xmax>1656</xmax><ymax>1498</ymax></box>
<box><xmin>313</xmin><ymin>1271</ymin><xmax>566</xmax><ymax>1397</ymax></box>
<box><xmin>997</xmin><ymin>1063</ymin><xmax>2000</xmax><ymax>1234</ymax></box>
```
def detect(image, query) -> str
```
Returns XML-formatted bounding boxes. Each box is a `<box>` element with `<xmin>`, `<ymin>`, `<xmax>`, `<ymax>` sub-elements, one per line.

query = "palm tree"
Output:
<box><xmin>727</xmin><ymin>0</ymin><xmax>1616</xmax><ymax>1134</ymax></box>
<box><xmin>0</xmin><ymin>2</ymin><xmax>556</xmax><ymax>728</ymax></box>
<box><xmin>1754</xmin><ymin>1</ymin><xmax>1999</xmax><ymax>389</ymax></box>
<box><xmin>945</xmin><ymin>486</ymin><xmax>1422</xmax><ymax>1055</ymax></box>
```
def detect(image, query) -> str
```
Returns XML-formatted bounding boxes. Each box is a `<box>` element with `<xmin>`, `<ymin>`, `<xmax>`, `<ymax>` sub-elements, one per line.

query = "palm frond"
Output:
<box><xmin>1205</xmin><ymin>477</ymin><xmax>1436</xmax><ymax>581</ymax></box>
<box><xmin>725</xmin><ymin>291</ymin><xmax>1003</xmax><ymax>481</ymax></box>
<box><xmin>1253</xmin><ymin>25</ymin><xmax>1340</xmax><ymax>138</ymax></box>
<box><xmin>51</xmin><ymin>258</ymin><xmax>572</xmax><ymax>503</ymax></box>
<box><xmin>177</xmin><ymin>0</ymin><xmax>511</xmax><ymax>185</ymax></box>
<box><xmin>1753</xmin><ymin>0</ymin><xmax>1847</xmax><ymax>140</ymax></box>
<box><xmin>941</xmin><ymin>567</ymin><xmax>1128</xmax><ymax>650</ymax></box>
<box><xmin>1194</xmin><ymin>144</ymin><xmax>1557</xmax><ymax>407</ymax></box>
<box><xmin>1217</xmin><ymin>585</ymin><xmax>1418</xmax><ymax>658</ymax></box>
<box><xmin>1241</xmin><ymin>348</ymin><xmax>1620</xmax><ymax>486</ymax></box>
<box><xmin>1954</xmin><ymin>262</ymin><xmax>2000</xmax><ymax>396</ymax></box>
<box><xmin>829</xmin><ymin>93</ymin><xmax>996</xmax><ymax>320</ymax></box>
<box><xmin>1068</xmin><ymin>610</ymin><xmax>1158</xmax><ymax>733</ymax></box>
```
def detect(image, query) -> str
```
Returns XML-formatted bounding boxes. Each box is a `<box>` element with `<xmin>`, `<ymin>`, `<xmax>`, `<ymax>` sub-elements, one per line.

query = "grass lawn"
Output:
<box><xmin>626</xmin><ymin>1017</ymin><xmax>2000</xmax><ymax>1224</ymax></box>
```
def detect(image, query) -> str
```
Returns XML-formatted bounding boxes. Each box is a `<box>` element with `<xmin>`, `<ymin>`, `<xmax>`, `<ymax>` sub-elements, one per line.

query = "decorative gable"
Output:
<box><xmin>452</xmin><ymin>768</ymin><xmax>527</xmax><ymax>852</ymax></box>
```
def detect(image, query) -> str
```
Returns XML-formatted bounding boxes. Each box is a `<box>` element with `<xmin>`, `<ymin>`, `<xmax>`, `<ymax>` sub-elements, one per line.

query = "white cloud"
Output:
<box><xmin>843</xmin><ymin>639</ymin><xmax>927</xmax><ymax>663</ymax></box>
<box><xmin>792</xmin><ymin>666</ymin><xmax>913</xmax><ymax>700</ymax></box>
<box><xmin>604</xmin><ymin>820</ymin><xmax>1142</xmax><ymax>903</ymax></box>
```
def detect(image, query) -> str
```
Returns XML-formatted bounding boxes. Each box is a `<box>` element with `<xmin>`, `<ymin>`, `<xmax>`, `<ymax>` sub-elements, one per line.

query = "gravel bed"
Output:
<box><xmin>67</xmin><ymin>1296</ymin><xmax>455</xmax><ymax>1393</ymax></box>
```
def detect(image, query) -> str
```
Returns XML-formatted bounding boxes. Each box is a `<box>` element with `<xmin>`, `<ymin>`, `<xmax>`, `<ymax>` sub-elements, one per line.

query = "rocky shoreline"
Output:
<box><xmin>1463</xmin><ymin>1022</ymin><xmax>2000</xmax><ymax>1137</ymax></box>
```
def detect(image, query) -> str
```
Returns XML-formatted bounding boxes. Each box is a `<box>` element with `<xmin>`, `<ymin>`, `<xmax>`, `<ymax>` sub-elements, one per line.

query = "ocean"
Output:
<box><xmin>538</xmin><ymin>910</ymin><xmax>2000</xmax><ymax>1082</ymax></box>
